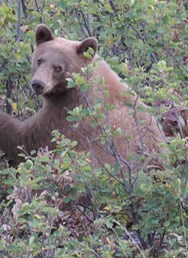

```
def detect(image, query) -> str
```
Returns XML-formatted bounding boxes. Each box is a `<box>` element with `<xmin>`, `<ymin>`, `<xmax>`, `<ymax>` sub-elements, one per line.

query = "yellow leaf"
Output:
<box><xmin>76</xmin><ymin>254</ymin><xmax>82</xmax><ymax>258</ymax></box>
<box><xmin>12</xmin><ymin>102</ymin><xmax>17</xmax><ymax>112</ymax></box>
<box><xmin>103</xmin><ymin>205</ymin><xmax>111</xmax><ymax>211</ymax></box>
<box><xmin>34</xmin><ymin>214</ymin><xmax>41</xmax><ymax>219</ymax></box>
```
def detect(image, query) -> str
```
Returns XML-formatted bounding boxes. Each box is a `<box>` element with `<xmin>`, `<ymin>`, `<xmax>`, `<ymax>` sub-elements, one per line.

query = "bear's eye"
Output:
<box><xmin>54</xmin><ymin>66</ymin><xmax>62</xmax><ymax>72</ymax></box>
<box><xmin>37</xmin><ymin>59</ymin><xmax>41</xmax><ymax>66</ymax></box>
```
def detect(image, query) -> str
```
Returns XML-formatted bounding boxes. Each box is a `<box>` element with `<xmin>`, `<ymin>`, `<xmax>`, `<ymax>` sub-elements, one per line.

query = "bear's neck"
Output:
<box><xmin>42</xmin><ymin>88</ymin><xmax>84</xmax><ymax>113</ymax></box>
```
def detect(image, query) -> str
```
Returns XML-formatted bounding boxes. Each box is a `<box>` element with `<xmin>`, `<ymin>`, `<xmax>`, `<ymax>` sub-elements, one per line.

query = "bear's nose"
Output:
<box><xmin>32</xmin><ymin>80</ymin><xmax>45</xmax><ymax>94</ymax></box>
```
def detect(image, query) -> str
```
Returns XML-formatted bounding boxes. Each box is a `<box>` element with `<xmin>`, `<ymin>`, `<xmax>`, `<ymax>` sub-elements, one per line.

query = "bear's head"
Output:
<box><xmin>31</xmin><ymin>24</ymin><xmax>98</xmax><ymax>96</ymax></box>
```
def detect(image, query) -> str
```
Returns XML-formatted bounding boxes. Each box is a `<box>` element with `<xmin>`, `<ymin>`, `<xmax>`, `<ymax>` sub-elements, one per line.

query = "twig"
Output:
<box><xmin>34</xmin><ymin>0</ymin><xmax>43</xmax><ymax>23</ymax></box>
<box><xmin>21</xmin><ymin>0</ymin><xmax>27</xmax><ymax>18</ymax></box>
<box><xmin>80</xmin><ymin>10</ymin><xmax>93</xmax><ymax>37</ymax></box>
<box><xmin>165</xmin><ymin>48</ymin><xmax>188</xmax><ymax>73</ymax></box>
<box><xmin>16</xmin><ymin>0</ymin><xmax>22</xmax><ymax>42</ymax></box>
<box><xmin>108</xmin><ymin>0</ymin><xmax>116</xmax><ymax>13</ymax></box>
<box><xmin>6</xmin><ymin>77</ymin><xmax>13</xmax><ymax>114</ymax></box>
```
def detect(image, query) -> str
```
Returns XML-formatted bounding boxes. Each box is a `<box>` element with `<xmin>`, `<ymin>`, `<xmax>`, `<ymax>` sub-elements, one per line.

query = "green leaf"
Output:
<box><xmin>162</xmin><ymin>15</ymin><xmax>169</xmax><ymax>24</ymax></box>
<box><xmin>29</xmin><ymin>236</ymin><xmax>35</xmax><ymax>245</ymax></box>
<box><xmin>66</xmin><ymin>116</ymin><xmax>76</xmax><ymax>122</ymax></box>
<box><xmin>164</xmin><ymin>220</ymin><xmax>171</xmax><ymax>228</ymax></box>
<box><xmin>119</xmin><ymin>240</ymin><xmax>128</xmax><ymax>250</ymax></box>
<box><xmin>84</xmin><ymin>47</ymin><xmax>95</xmax><ymax>59</ymax></box>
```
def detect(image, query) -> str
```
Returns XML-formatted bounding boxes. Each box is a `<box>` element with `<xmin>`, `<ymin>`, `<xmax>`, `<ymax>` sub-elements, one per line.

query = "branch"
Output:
<box><xmin>108</xmin><ymin>0</ymin><xmax>116</xmax><ymax>13</ymax></box>
<box><xmin>80</xmin><ymin>10</ymin><xmax>93</xmax><ymax>37</ymax></box>
<box><xmin>34</xmin><ymin>0</ymin><xmax>43</xmax><ymax>23</ymax></box>
<box><xmin>16</xmin><ymin>0</ymin><xmax>22</xmax><ymax>42</ymax></box>
<box><xmin>21</xmin><ymin>0</ymin><xmax>27</xmax><ymax>18</ymax></box>
<box><xmin>6</xmin><ymin>78</ymin><xmax>13</xmax><ymax>114</ymax></box>
<box><xmin>165</xmin><ymin>48</ymin><xmax>188</xmax><ymax>73</ymax></box>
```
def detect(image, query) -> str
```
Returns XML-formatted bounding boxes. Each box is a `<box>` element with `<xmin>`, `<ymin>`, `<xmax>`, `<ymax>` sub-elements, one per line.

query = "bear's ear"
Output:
<box><xmin>76</xmin><ymin>37</ymin><xmax>98</xmax><ymax>58</ymax></box>
<box><xmin>35</xmin><ymin>24</ymin><xmax>54</xmax><ymax>46</ymax></box>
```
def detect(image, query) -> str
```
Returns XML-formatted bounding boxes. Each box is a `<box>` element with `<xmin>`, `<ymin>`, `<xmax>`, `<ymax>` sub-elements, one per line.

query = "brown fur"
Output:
<box><xmin>0</xmin><ymin>25</ymin><xmax>167</xmax><ymax>168</ymax></box>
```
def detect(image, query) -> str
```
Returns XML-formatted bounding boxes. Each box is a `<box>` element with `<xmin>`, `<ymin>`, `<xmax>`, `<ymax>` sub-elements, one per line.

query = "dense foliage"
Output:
<box><xmin>0</xmin><ymin>0</ymin><xmax>188</xmax><ymax>257</ymax></box>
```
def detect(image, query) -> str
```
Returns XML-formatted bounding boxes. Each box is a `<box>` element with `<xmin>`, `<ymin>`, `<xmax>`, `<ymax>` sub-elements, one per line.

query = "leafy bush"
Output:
<box><xmin>0</xmin><ymin>0</ymin><xmax>188</xmax><ymax>257</ymax></box>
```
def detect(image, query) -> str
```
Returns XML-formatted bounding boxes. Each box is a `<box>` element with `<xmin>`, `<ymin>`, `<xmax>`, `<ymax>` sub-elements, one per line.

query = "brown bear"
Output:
<box><xmin>0</xmin><ymin>24</ymin><xmax>167</xmax><ymax>169</ymax></box>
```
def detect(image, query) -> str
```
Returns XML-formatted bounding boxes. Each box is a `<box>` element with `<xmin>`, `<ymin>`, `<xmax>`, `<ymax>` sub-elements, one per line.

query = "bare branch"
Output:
<box><xmin>16</xmin><ymin>0</ymin><xmax>22</xmax><ymax>42</ymax></box>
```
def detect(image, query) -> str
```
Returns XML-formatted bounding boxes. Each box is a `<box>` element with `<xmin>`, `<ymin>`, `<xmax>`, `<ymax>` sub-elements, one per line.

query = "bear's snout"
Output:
<box><xmin>32</xmin><ymin>79</ymin><xmax>45</xmax><ymax>95</ymax></box>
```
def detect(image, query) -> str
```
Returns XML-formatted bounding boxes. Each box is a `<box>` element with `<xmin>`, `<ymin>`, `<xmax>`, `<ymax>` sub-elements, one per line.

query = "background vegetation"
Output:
<box><xmin>0</xmin><ymin>0</ymin><xmax>188</xmax><ymax>257</ymax></box>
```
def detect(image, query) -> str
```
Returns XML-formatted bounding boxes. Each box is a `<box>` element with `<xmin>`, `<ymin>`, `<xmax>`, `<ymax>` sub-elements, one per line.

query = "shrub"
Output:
<box><xmin>0</xmin><ymin>1</ymin><xmax>188</xmax><ymax>257</ymax></box>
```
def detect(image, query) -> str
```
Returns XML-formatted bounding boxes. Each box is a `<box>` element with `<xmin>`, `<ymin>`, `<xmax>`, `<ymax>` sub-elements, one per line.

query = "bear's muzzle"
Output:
<box><xmin>32</xmin><ymin>79</ymin><xmax>45</xmax><ymax>95</ymax></box>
